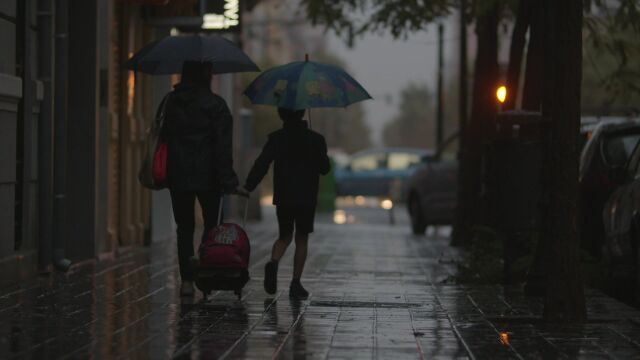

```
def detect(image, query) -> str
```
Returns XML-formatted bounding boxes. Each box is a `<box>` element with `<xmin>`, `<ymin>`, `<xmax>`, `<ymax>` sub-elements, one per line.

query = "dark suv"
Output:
<box><xmin>602</xmin><ymin>130</ymin><xmax>640</xmax><ymax>306</ymax></box>
<box><xmin>406</xmin><ymin>133</ymin><xmax>458</xmax><ymax>234</ymax></box>
<box><xmin>580</xmin><ymin>119</ymin><xmax>640</xmax><ymax>259</ymax></box>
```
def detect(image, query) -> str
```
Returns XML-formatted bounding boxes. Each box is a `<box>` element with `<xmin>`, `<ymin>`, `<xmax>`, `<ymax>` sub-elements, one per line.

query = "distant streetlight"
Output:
<box><xmin>496</xmin><ymin>85</ymin><xmax>507</xmax><ymax>104</ymax></box>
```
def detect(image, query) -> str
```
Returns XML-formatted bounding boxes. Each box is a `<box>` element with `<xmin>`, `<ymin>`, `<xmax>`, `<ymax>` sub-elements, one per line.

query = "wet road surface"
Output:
<box><xmin>1</xmin><ymin>205</ymin><xmax>640</xmax><ymax>359</ymax></box>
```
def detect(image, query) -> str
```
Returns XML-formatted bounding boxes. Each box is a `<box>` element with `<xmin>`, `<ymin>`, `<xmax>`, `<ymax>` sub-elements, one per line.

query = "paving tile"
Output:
<box><xmin>0</xmin><ymin>209</ymin><xmax>639</xmax><ymax>358</ymax></box>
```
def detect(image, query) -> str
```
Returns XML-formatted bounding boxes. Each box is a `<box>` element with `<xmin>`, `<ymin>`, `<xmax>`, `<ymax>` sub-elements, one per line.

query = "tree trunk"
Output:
<box><xmin>541</xmin><ymin>0</ymin><xmax>586</xmax><ymax>322</ymax></box>
<box><xmin>521</xmin><ymin>3</ymin><xmax>544</xmax><ymax>111</ymax></box>
<box><xmin>521</xmin><ymin>2</ymin><xmax>547</xmax><ymax>297</ymax></box>
<box><xmin>504</xmin><ymin>0</ymin><xmax>532</xmax><ymax>110</ymax></box>
<box><xmin>454</xmin><ymin>2</ymin><xmax>500</xmax><ymax>244</ymax></box>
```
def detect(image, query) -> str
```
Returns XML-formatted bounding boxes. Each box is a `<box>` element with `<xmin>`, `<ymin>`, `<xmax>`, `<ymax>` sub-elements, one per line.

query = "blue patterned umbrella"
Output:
<box><xmin>243</xmin><ymin>60</ymin><xmax>372</xmax><ymax>110</ymax></box>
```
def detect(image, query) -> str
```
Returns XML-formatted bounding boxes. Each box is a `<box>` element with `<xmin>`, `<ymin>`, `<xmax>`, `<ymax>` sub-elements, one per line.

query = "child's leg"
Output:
<box><xmin>271</xmin><ymin>234</ymin><xmax>293</xmax><ymax>262</ymax></box>
<box><xmin>292</xmin><ymin>205</ymin><xmax>315</xmax><ymax>280</ymax></box>
<box><xmin>272</xmin><ymin>205</ymin><xmax>295</xmax><ymax>261</ymax></box>
<box><xmin>293</xmin><ymin>232</ymin><xmax>309</xmax><ymax>280</ymax></box>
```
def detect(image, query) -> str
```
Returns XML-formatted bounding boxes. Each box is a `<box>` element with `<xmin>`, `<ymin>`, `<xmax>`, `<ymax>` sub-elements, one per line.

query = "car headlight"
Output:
<box><xmin>381</xmin><ymin>199</ymin><xmax>393</xmax><ymax>210</ymax></box>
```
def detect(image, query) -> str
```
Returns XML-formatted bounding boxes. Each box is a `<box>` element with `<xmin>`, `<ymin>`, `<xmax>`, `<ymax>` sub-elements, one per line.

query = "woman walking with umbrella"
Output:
<box><xmin>126</xmin><ymin>35</ymin><xmax>258</xmax><ymax>296</ymax></box>
<box><xmin>164</xmin><ymin>61</ymin><xmax>244</xmax><ymax>296</ymax></box>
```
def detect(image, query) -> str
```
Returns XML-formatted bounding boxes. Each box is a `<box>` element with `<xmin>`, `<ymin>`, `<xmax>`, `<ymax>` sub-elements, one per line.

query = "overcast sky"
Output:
<box><xmin>327</xmin><ymin>19</ymin><xmax>458</xmax><ymax>145</ymax></box>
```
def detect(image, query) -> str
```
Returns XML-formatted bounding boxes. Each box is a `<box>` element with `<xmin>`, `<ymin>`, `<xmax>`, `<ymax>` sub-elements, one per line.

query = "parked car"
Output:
<box><xmin>403</xmin><ymin>116</ymin><xmax>639</xmax><ymax>237</ymax></box>
<box><xmin>334</xmin><ymin>148</ymin><xmax>431</xmax><ymax>198</ymax></box>
<box><xmin>406</xmin><ymin>158</ymin><xmax>457</xmax><ymax>234</ymax></box>
<box><xmin>580</xmin><ymin>118</ymin><xmax>640</xmax><ymax>259</ymax></box>
<box><xmin>406</xmin><ymin>133</ymin><xmax>458</xmax><ymax>234</ymax></box>
<box><xmin>602</xmin><ymin>134</ymin><xmax>640</xmax><ymax>306</ymax></box>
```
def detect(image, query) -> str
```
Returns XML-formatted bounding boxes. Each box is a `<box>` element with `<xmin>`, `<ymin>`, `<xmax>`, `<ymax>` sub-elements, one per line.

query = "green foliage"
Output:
<box><xmin>303</xmin><ymin>0</ymin><xmax>455</xmax><ymax>44</ymax></box>
<box><xmin>302</xmin><ymin>0</ymin><xmax>640</xmax><ymax>45</ymax></box>
<box><xmin>455</xmin><ymin>226</ymin><xmax>538</xmax><ymax>285</ymax></box>
<box><xmin>583</xmin><ymin>6</ymin><xmax>640</xmax><ymax>106</ymax></box>
<box><xmin>302</xmin><ymin>0</ymin><xmax>640</xmax><ymax>101</ymax></box>
<box><xmin>307</xmin><ymin>52</ymin><xmax>372</xmax><ymax>153</ymax></box>
<box><xmin>302</xmin><ymin>0</ymin><xmax>521</xmax><ymax>45</ymax></box>
<box><xmin>453</xmin><ymin>226</ymin><xmax>611</xmax><ymax>287</ymax></box>
<box><xmin>580</xmin><ymin>250</ymin><xmax>608</xmax><ymax>289</ymax></box>
<box><xmin>584</xmin><ymin>0</ymin><xmax>640</xmax><ymax>33</ymax></box>
<box><xmin>455</xmin><ymin>226</ymin><xmax>505</xmax><ymax>284</ymax></box>
<box><xmin>382</xmin><ymin>78</ymin><xmax>460</xmax><ymax>151</ymax></box>
<box><xmin>312</xmin><ymin>106</ymin><xmax>372</xmax><ymax>153</ymax></box>
<box><xmin>383</xmin><ymin>83</ymin><xmax>434</xmax><ymax>149</ymax></box>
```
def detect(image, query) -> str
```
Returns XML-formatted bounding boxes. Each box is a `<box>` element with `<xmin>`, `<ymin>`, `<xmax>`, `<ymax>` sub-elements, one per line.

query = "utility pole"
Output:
<box><xmin>453</xmin><ymin>0</ymin><xmax>468</xmax><ymax>244</ymax></box>
<box><xmin>436</xmin><ymin>23</ymin><xmax>444</xmax><ymax>148</ymax></box>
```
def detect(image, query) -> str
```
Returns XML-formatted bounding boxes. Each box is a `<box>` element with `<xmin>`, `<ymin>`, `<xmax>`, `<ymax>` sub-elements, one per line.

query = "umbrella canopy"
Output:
<box><xmin>243</xmin><ymin>61</ymin><xmax>372</xmax><ymax>110</ymax></box>
<box><xmin>124</xmin><ymin>35</ymin><xmax>259</xmax><ymax>75</ymax></box>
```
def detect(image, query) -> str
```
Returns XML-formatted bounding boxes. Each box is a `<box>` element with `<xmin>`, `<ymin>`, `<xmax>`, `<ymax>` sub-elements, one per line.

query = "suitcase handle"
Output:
<box><xmin>217</xmin><ymin>195</ymin><xmax>249</xmax><ymax>228</ymax></box>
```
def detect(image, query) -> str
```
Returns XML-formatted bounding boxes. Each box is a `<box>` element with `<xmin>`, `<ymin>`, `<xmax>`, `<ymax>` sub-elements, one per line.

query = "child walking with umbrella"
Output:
<box><xmin>241</xmin><ymin>56</ymin><xmax>372</xmax><ymax>299</ymax></box>
<box><xmin>241</xmin><ymin>107</ymin><xmax>330</xmax><ymax>299</ymax></box>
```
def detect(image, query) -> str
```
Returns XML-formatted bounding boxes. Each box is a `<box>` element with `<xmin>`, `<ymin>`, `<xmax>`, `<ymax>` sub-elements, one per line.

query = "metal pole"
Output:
<box><xmin>305</xmin><ymin>54</ymin><xmax>312</xmax><ymax>130</ymax></box>
<box><xmin>53</xmin><ymin>0</ymin><xmax>71</xmax><ymax>272</ymax></box>
<box><xmin>37</xmin><ymin>0</ymin><xmax>54</xmax><ymax>271</ymax></box>
<box><xmin>436</xmin><ymin>23</ymin><xmax>444</xmax><ymax>148</ymax></box>
<box><xmin>452</xmin><ymin>0</ymin><xmax>469</xmax><ymax>244</ymax></box>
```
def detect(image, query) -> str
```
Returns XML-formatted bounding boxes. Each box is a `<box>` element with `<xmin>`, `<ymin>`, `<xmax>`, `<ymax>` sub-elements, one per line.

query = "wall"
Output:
<box><xmin>0</xmin><ymin>74</ymin><xmax>20</xmax><ymax>261</ymax></box>
<box><xmin>0</xmin><ymin>0</ymin><xmax>41</xmax><ymax>284</ymax></box>
<box><xmin>150</xmin><ymin>37</ymin><xmax>176</xmax><ymax>243</ymax></box>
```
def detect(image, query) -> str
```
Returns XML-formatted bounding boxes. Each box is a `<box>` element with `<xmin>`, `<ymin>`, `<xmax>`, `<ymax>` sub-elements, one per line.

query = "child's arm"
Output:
<box><xmin>244</xmin><ymin>137</ymin><xmax>276</xmax><ymax>192</ymax></box>
<box><xmin>318</xmin><ymin>136</ymin><xmax>331</xmax><ymax>175</ymax></box>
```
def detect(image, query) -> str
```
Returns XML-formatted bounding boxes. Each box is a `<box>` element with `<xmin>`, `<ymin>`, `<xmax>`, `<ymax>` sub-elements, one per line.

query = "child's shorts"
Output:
<box><xmin>276</xmin><ymin>205</ymin><xmax>316</xmax><ymax>237</ymax></box>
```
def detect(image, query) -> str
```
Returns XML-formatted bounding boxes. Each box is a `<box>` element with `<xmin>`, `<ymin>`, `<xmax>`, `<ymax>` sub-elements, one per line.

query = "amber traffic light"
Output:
<box><xmin>496</xmin><ymin>85</ymin><xmax>507</xmax><ymax>104</ymax></box>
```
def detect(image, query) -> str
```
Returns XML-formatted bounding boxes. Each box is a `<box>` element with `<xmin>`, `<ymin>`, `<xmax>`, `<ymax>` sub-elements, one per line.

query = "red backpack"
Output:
<box><xmin>198</xmin><ymin>223</ymin><xmax>250</xmax><ymax>269</ymax></box>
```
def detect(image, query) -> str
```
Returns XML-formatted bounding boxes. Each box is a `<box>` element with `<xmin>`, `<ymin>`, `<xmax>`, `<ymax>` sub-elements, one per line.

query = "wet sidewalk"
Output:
<box><xmin>2</xmin><ymin>207</ymin><xmax>640</xmax><ymax>359</ymax></box>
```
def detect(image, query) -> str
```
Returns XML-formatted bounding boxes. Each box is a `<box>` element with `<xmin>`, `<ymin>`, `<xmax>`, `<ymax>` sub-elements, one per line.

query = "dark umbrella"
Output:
<box><xmin>124</xmin><ymin>34</ymin><xmax>259</xmax><ymax>75</ymax></box>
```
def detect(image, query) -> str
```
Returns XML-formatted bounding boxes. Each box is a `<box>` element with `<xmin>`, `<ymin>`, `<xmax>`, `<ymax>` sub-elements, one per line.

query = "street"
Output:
<box><xmin>2</xmin><ymin>0</ymin><xmax>640</xmax><ymax>358</ymax></box>
<box><xmin>1</xmin><ymin>204</ymin><xmax>639</xmax><ymax>359</ymax></box>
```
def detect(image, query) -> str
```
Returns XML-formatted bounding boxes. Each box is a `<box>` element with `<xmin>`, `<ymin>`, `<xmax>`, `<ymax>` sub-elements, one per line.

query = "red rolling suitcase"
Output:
<box><xmin>192</xmin><ymin>196</ymin><xmax>250</xmax><ymax>300</ymax></box>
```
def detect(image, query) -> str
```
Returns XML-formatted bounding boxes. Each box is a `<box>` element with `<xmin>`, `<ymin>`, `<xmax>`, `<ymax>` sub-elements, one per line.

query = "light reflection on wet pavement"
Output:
<box><xmin>1</xmin><ymin>206</ymin><xmax>640</xmax><ymax>359</ymax></box>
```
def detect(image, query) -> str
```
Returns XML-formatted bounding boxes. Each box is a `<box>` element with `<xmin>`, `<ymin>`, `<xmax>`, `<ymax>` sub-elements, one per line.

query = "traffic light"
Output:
<box><xmin>496</xmin><ymin>85</ymin><xmax>507</xmax><ymax>104</ymax></box>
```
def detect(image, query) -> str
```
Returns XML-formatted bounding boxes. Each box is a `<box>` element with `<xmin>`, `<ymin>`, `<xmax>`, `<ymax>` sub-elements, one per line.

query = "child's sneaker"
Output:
<box><xmin>289</xmin><ymin>279</ymin><xmax>309</xmax><ymax>300</ymax></box>
<box><xmin>264</xmin><ymin>260</ymin><xmax>278</xmax><ymax>294</ymax></box>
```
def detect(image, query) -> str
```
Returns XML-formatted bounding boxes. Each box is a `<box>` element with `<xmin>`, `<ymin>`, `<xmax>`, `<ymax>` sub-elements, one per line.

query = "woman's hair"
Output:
<box><xmin>180</xmin><ymin>61</ymin><xmax>213</xmax><ymax>87</ymax></box>
<box><xmin>278</xmin><ymin>107</ymin><xmax>306</xmax><ymax>122</ymax></box>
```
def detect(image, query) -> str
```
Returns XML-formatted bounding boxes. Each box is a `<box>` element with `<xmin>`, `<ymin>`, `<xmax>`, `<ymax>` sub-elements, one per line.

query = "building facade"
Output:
<box><xmin>0</xmin><ymin>0</ymin><xmax>247</xmax><ymax>284</ymax></box>
<box><xmin>243</xmin><ymin>0</ymin><xmax>326</xmax><ymax>66</ymax></box>
<box><xmin>0</xmin><ymin>0</ymin><xmax>42</xmax><ymax>282</ymax></box>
